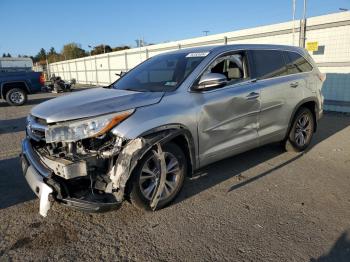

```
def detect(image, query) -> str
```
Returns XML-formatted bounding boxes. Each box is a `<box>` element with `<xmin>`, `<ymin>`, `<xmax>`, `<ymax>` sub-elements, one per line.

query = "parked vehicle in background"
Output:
<box><xmin>21</xmin><ymin>44</ymin><xmax>324</xmax><ymax>216</ymax></box>
<box><xmin>46</xmin><ymin>75</ymin><xmax>75</xmax><ymax>93</ymax></box>
<box><xmin>0</xmin><ymin>58</ymin><xmax>45</xmax><ymax>106</ymax></box>
<box><xmin>0</xmin><ymin>57</ymin><xmax>33</xmax><ymax>70</ymax></box>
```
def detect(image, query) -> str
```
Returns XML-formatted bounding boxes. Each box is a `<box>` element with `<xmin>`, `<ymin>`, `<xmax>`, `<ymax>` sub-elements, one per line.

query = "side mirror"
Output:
<box><xmin>196</xmin><ymin>73</ymin><xmax>228</xmax><ymax>90</ymax></box>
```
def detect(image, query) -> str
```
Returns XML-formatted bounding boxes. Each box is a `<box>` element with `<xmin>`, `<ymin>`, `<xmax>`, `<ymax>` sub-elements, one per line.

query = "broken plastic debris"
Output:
<box><xmin>109</xmin><ymin>138</ymin><xmax>145</xmax><ymax>201</ymax></box>
<box><xmin>39</xmin><ymin>185</ymin><xmax>53</xmax><ymax>217</ymax></box>
<box><xmin>150</xmin><ymin>144</ymin><xmax>167</xmax><ymax>210</ymax></box>
<box><xmin>254</xmin><ymin>224</ymin><xmax>263</xmax><ymax>229</ymax></box>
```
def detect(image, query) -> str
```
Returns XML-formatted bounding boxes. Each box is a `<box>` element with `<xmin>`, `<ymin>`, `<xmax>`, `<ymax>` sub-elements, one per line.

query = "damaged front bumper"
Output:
<box><xmin>21</xmin><ymin>124</ymin><xmax>190</xmax><ymax>216</ymax></box>
<box><xmin>21</xmin><ymin>138</ymin><xmax>122</xmax><ymax>216</ymax></box>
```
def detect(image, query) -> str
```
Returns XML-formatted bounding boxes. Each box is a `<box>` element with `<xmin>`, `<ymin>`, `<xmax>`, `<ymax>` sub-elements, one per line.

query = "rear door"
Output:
<box><xmin>248</xmin><ymin>49</ymin><xmax>304</xmax><ymax>145</ymax></box>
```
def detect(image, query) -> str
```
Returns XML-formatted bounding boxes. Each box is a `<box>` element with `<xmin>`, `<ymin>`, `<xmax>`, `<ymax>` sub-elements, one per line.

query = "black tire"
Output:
<box><xmin>284</xmin><ymin>107</ymin><xmax>315</xmax><ymax>152</ymax></box>
<box><xmin>129</xmin><ymin>142</ymin><xmax>187</xmax><ymax>211</ymax></box>
<box><xmin>65</xmin><ymin>85</ymin><xmax>72</xmax><ymax>92</ymax></box>
<box><xmin>5</xmin><ymin>88</ymin><xmax>27</xmax><ymax>106</ymax></box>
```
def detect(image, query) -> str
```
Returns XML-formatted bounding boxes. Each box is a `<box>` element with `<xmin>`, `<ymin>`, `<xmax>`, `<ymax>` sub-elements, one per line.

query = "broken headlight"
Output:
<box><xmin>45</xmin><ymin>109</ymin><xmax>134</xmax><ymax>143</ymax></box>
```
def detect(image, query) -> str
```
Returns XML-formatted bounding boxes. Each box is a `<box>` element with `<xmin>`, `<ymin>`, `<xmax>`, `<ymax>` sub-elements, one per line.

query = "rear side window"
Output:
<box><xmin>285</xmin><ymin>51</ymin><xmax>313</xmax><ymax>74</ymax></box>
<box><xmin>250</xmin><ymin>50</ymin><xmax>287</xmax><ymax>79</ymax></box>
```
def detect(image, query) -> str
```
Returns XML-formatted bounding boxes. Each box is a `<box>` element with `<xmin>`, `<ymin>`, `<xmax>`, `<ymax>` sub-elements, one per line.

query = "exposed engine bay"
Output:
<box><xmin>29</xmin><ymin>131</ymin><xmax>143</xmax><ymax>207</ymax></box>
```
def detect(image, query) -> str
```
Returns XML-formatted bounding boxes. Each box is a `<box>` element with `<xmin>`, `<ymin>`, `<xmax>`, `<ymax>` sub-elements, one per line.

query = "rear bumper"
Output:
<box><xmin>21</xmin><ymin>138</ymin><xmax>121</xmax><ymax>214</ymax></box>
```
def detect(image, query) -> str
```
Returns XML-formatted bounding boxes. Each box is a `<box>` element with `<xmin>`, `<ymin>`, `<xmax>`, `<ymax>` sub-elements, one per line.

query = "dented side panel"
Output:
<box><xmin>197</xmin><ymin>81</ymin><xmax>261</xmax><ymax>166</ymax></box>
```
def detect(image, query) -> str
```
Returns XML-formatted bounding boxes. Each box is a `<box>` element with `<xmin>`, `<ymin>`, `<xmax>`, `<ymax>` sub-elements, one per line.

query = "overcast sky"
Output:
<box><xmin>0</xmin><ymin>0</ymin><xmax>349</xmax><ymax>56</ymax></box>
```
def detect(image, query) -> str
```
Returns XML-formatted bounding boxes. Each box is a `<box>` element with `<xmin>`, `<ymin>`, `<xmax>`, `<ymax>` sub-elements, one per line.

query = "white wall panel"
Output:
<box><xmin>109</xmin><ymin>54</ymin><xmax>126</xmax><ymax>70</ymax></box>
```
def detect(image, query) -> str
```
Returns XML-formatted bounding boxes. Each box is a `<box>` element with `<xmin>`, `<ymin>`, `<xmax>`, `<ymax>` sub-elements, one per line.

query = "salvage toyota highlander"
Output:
<box><xmin>21</xmin><ymin>44</ymin><xmax>324</xmax><ymax>216</ymax></box>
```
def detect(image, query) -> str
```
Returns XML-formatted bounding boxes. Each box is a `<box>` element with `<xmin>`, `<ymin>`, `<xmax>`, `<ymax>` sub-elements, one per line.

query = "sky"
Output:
<box><xmin>0</xmin><ymin>0</ymin><xmax>349</xmax><ymax>56</ymax></box>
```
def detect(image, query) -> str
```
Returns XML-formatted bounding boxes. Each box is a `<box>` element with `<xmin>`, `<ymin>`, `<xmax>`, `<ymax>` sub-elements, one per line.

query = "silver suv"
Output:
<box><xmin>21</xmin><ymin>44</ymin><xmax>324</xmax><ymax>216</ymax></box>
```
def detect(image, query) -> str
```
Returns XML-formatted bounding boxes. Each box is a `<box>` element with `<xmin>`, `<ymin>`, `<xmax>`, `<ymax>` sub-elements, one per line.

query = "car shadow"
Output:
<box><xmin>0</xmin><ymin>117</ymin><xmax>27</xmax><ymax>135</ymax></box>
<box><xmin>25</xmin><ymin>97</ymin><xmax>56</xmax><ymax>106</ymax></box>
<box><xmin>0</xmin><ymin>156</ymin><xmax>35</xmax><ymax>209</ymax></box>
<box><xmin>175</xmin><ymin>112</ymin><xmax>350</xmax><ymax>204</ymax></box>
<box><xmin>310</xmin><ymin>231</ymin><xmax>350</xmax><ymax>262</ymax></box>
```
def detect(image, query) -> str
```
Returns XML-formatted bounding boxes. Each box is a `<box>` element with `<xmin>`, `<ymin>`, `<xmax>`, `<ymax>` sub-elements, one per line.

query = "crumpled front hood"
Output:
<box><xmin>31</xmin><ymin>88</ymin><xmax>164</xmax><ymax>123</ymax></box>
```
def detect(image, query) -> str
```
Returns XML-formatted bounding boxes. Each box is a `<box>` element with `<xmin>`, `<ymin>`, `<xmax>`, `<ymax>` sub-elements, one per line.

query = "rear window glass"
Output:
<box><xmin>285</xmin><ymin>52</ymin><xmax>313</xmax><ymax>74</ymax></box>
<box><xmin>250</xmin><ymin>50</ymin><xmax>287</xmax><ymax>79</ymax></box>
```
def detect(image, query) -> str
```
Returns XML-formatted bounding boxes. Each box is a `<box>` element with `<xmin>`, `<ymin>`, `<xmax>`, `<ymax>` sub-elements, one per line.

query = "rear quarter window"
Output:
<box><xmin>285</xmin><ymin>51</ymin><xmax>313</xmax><ymax>74</ymax></box>
<box><xmin>250</xmin><ymin>50</ymin><xmax>287</xmax><ymax>79</ymax></box>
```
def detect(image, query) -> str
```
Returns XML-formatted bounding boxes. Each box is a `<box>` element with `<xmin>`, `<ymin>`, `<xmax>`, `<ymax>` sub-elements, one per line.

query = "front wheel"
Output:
<box><xmin>129</xmin><ymin>143</ymin><xmax>187</xmax><ymax>211</ymax></box>
<box><xmin>5</xmin><ymin>88</ymin><xmax>27</xmax><ymax>106</ymax></box>
<box><xmin>284</xmin><ymin>107</ymin><xmax>315</xmax><ymax>152</ymax></box>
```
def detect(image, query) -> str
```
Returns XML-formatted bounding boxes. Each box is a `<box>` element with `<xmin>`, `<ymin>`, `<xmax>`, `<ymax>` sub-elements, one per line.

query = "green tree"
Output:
<box><xmin>61</xmin><ymin>43</ymin><xmax>86</xmax><ymax>60</ymax></box>
<box><xmin>6</xmin><ymin>53</ymin><xmax>11</xmax><ymax>57</ymax></box>
<box><xmin>49</xmin><ymin>47</ymin><xmax>56</xmax><ymax>55</ymax></box>
<box><xmin>112</xmin><ymin>45</ymin><xmax>130</xmax><ymax>52</ymax></box>
<box><xmin>91</xmin><ymin>44</ymin><xmax>112</xmax><ymax>55</ymax></box>
<box><xmin>34</xmin><ymin>48</ymin><xmax>47</xmax><ymax>64</ymax></box>
<box><xmin>38</xmin><ymin>48</ymin><xmax>46</xmax><ymax>60</ymax></box>
<box><xmin>2</xmin><ymin>53</ymin><xmax>6</xmax><ymax>57</ymax></box>
<box><xmin>47</xmin><ymin>47</ymin><xmax>61</xmax><ymax>63</ymax></box>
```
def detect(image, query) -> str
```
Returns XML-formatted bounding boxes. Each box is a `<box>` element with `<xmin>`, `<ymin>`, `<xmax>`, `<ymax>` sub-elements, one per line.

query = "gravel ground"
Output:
<box><xmin>0</xmin><ymin>89</ymin><xmax>350</xmax><ymax>261</ymax></box>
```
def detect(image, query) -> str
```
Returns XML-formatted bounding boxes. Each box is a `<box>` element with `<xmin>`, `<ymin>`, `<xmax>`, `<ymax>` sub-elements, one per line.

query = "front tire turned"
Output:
<box><xmin>284</xmin><ymin>107</ymin><xmax>315</xmax><ymax>152</ymax></box>
<box><xmin>129</xmin><ymin>142</ymin><xmax>187</xmax><ymax>211</ymax></box>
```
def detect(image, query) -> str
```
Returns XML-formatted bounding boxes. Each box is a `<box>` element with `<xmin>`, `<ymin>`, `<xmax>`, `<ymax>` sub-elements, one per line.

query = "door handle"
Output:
<box><xmin>290</xmin><ymin>82</ymin><xmax>299</xmax><ymax>88</ymax></box>
<box><xmin>246</xmin><ymin>92</ymin><xmax>260</xmax><ymax>100</ymax></box>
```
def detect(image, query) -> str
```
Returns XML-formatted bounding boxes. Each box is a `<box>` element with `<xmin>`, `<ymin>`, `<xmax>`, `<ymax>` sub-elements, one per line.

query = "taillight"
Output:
<box><xmin>317</xmin><ymin>72</ymin><xmax>326</xmax><ymax>82</ymax></box>
<box><xmin>39</xmin><ymin>73</ymin><xmax>45</xmax><ymax>85</ymax></box>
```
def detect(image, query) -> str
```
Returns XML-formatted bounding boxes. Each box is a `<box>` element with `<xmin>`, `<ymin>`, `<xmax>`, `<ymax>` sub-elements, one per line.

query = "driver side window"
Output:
<box><xmin>204</xmin><ymin>52</ymin><xmax>248</xmax><ymax>84</ymax></box>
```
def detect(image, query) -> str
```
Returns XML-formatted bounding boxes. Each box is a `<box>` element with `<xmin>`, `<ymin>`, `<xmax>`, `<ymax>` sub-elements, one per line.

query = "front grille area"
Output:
<box><xmin>30</xmin><ymin>128</ymin><xmax>45</xmax><ymax>139</ymax></box>
<box><xmin>27</xmin><ymin>115</ymin><xmax>47</xmax><ymax>141</ymax></box>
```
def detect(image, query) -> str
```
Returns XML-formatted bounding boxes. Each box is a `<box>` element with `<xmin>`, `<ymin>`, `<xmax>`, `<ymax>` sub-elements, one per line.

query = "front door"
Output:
<box><xmin>194</xmin><ymin>52</ymin><xmax>261</xmax><ymax>167</ymax></box>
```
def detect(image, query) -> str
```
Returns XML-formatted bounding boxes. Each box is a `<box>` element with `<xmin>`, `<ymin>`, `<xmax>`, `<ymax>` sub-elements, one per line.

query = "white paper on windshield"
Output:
<box><xmin>165</xmin><ymin>81</ymin><xmax>177</xmax><ymax>86</ymax></box>
<box><xmin>186</xmin><ymin>52</ymin><xmax>209</xmax><ymax>58</ymax></box>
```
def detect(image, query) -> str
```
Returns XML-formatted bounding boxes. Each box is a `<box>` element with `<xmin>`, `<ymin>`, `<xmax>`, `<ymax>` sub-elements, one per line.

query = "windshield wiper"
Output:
<box><xmin>122</xmin><ymin>88</ymin><xmax>149</xmax><ymax>92</ymax></box>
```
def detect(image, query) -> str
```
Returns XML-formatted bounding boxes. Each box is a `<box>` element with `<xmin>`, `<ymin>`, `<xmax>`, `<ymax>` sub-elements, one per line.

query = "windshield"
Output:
<box><xmin>112</xmin><ymin>52</ymin><xmax>207</xmax><ymax>92</ymax></box>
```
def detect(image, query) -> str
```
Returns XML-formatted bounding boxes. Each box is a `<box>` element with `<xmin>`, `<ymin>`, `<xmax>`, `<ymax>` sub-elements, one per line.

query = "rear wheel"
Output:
<box><xmin>5</xmin><ymin>88</ymin><xmax>27</xmax><ymax>106</ymax></box>
<box><xmin>129</xmin><ymin>143</ymin><xmax>187</xmax><ymax>210</ymax></box>
<box><xmin>284</xmin><ymin>107</ymin><xmax>315</xmax><ymax>152</ymax></box>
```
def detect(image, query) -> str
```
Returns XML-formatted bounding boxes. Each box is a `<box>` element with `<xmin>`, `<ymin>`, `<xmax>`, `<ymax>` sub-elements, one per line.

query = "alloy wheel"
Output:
<box><xmin>294</xmin><ymin>113</ymin><xmax>312</xmax><ymax>147</ymax></box>
<box><xmin>139</xmin><ymin>152</ymin><xmax>181</xmax><ymax>201</ymax></box>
